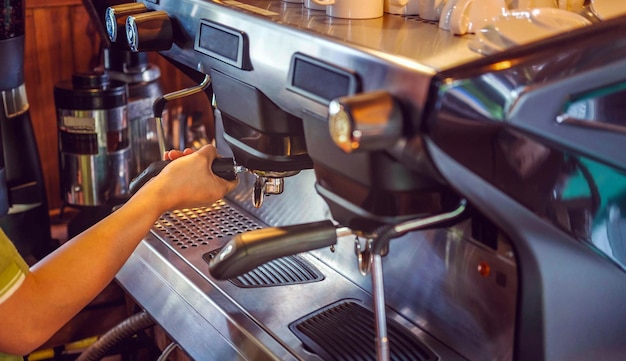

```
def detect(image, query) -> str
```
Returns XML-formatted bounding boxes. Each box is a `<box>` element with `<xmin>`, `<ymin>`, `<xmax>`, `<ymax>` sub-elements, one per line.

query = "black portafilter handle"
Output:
<box><xmin>128</xmin><ymin>157</ymin><xmax>237</xmax><ymax>196</ymax></box>
<box><xmin>209</xmin><ymin>220</ymin><xmax>339</xmax><ymax>280</ymax></box>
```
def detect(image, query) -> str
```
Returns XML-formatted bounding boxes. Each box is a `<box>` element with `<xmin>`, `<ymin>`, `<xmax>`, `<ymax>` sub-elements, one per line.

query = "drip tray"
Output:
<box><xmin>202</xmin><ymin>250</ymin><xmax>324</xmax><ymax>287</ymax></box>
<box><xmin>290</xmin><ymin>300</ymin><xmax>438</xmax><ymax>361</ymax></box>
<box><xmin>152</xmin><ymin>199</ymin><xmax>264</xmax><ymax>250</ymax></box>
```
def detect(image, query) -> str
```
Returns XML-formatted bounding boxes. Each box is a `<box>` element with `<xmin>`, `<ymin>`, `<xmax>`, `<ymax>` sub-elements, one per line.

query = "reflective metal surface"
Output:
<box><xmin>1</xmin><ymin>84</ymin><xmax>28</xmax><ymax>118</ymax></box>
<box><xmin>118</xmin><ymin>170</ymin><xmax>517</xmax><ymax>360</ymax></box>
<box><xmin>423</xmin><ymin>16</ymin><xmax>626</xmax><ymax>360</ymax></box>
<box><xmin>58</xmin><ymin>107</ymin><xmax>132</xmax><ymax>205</ymax></box>
<box><xmin>428</xmin><ymin>18</ymin><xmax>626</xmax><ymax>271</ymax></box>
<box><xmin>59</xmin><ymin>148</ymin><xmax>132</xmax><ymax>205</ymax></box>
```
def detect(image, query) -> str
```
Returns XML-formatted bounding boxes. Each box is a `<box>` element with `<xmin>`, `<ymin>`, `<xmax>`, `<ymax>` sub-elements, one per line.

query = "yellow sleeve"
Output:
<box><xmin>0</xmin><ymin>228</ymin><xmax>29</xmax><ymax>304</ymax></box>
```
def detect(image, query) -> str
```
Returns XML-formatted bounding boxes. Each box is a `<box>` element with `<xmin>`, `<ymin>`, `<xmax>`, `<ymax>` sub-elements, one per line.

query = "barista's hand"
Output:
<box><xmin>141</xmin><ymin>144</ymin><xmax>238</xmax><ymax>212</ymax></box>
<box><xmin>163</xmin><ymin>147</ymin><xmax>194</xmax><ymax>161</ymax></box>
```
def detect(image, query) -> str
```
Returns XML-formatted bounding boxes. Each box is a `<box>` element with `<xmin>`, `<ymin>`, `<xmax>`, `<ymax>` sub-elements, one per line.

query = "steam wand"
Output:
<box><xmin>152</xmin><ymin>74</ymin><xmax>212</xmax><ymax>156</ymax></box>
<box><xmin>208</xmin><ymin>199</ymin><xmax>468</xmax><ymax>360</ymax></box>
<box><xmin>358</xmin><ymin>199</ymin><xmax>468</xmax><ymax>361</ymax></box>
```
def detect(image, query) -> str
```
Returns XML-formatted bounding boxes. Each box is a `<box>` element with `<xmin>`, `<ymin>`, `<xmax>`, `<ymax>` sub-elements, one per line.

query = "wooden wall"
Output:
<box><xmin>25</xmin><ymin>0</ymin><xmax>98</xmax><ymax>212</ymax></box>
<box><xmin>24</xmin><ymin>0</ymin><xmax>211</xmax><ymax>211</ymax></box>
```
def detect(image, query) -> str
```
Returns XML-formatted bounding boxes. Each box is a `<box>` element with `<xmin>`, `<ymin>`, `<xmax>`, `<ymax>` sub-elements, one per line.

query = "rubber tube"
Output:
<box><xmin>76</xmin><ymin>311</ymin><xmax>155</xmax><ymax>361</ymax></box>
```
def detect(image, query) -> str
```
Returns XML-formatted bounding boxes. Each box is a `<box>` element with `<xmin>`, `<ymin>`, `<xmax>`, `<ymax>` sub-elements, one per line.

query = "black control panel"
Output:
<box><xmin>195</xmin><ymin>19</ymin><xmax>251</xmax><ymax>70</ymax></box>
<box><xmin>288</xmin><ymin>53</ymin><xmax>359</xmax><ymax>104</ymax></box>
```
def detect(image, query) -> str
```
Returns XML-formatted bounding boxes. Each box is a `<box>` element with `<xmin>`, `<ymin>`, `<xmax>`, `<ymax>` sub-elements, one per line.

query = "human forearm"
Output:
<box><xmin>0</xmin><ymin>145</ymin><xmax>236</xmax><ymax>355</ymax></box>
<box><xmin>0</xmin><ymin>191</ymin><xmax>163</xmax><ymax>354</ymax></box>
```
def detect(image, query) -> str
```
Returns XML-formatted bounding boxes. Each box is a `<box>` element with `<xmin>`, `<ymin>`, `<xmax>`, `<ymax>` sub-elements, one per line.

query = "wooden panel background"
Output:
<box><xmin>24</xmin><ymin>0</ymin><xmax>211</xmax><ymax>211</ymax></box>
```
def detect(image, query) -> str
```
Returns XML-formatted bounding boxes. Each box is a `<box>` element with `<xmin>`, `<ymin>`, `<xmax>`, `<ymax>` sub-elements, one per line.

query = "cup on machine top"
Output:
<box><xmin>312</xmin><ymin>0</ymin><xmax>384</xmax><ymax>18</ymax></box>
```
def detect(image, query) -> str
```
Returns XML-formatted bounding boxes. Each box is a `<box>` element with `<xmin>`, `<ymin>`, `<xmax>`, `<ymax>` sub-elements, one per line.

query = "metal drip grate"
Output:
<box><xmin>152</xmin><ymin>199</ymin><xmax>263</xmax><ymax>250</ymax></box>
<box><xmin>203</xmin><ymin>251</ymin><xmax>324</xmax><ymax>288</ymax></box>
<box><xmin>290</xmin><ymin>300</ymin><xmax>438</xmax><ymax>361</ymax></box>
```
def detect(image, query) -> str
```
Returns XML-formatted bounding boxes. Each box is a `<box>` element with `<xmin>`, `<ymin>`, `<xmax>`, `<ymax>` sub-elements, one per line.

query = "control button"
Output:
<box><xmin>477</xmin><ymin>261</ymin><xmax>491</xmax><ymax>277</ymax></box>
<box><xmin>328</xmin><ymin>90</ymin><xmax>403</xmax><ymax>153</ymax></box>
<box><xmin>126</xmin><ymin>11</ymin><xmax>173</xmax><ymax>52</ymax></box>
<box><xmin>105</xmin><ymin>3</ymin><xmax>147</xmax><ymax>44</ymax></box>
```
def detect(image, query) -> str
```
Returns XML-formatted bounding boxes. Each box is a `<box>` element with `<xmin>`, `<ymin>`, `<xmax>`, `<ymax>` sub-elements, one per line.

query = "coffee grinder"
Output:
<box><xmin>0</xmin><ymin>0</ymin><xmax>55</xmax><ymax>261</ymax></box>
<box><xmin>54</xmin><ymin>71</ymin><xmax>130</xmax><ymax>237</ymax></box>
<box><xmin>102</xmin><ymin>48</ymin><xmax>164</xmax><ymax>178</ymax></box>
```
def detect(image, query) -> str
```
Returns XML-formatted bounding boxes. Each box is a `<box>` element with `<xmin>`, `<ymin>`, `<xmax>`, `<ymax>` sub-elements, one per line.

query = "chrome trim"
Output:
<box><xmin>1</xmin><ymin>84</ymin><xmax>29</xmax><ymax>118</ymax></box>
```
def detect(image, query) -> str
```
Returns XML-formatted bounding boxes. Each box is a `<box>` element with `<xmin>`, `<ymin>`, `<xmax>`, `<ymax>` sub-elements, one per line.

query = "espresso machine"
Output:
<box><xmin>0</xmin><ymin>0</ymin><xmax>55</xmax><ymax>261</ymax></box>
<box><xmin>83</xmin><ymin>1</ymin><xmax>626</xmax><ymax>360</ymax></box>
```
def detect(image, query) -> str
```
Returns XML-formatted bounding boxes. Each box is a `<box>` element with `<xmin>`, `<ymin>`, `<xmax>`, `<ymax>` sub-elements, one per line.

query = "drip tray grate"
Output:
<box><xmin>152</xmin><ymin>200</ymin><xmax>263</xmax><ymax>250</ymax></box>
<box><xmin>290</xmin><ymin>300</ymin><xmax>438</xmax><ymax>361</ymax></box>
<box><xmin>203</xmin><ymin>251</ymin><xmax>324</xmax><ymax>287</ymax></box>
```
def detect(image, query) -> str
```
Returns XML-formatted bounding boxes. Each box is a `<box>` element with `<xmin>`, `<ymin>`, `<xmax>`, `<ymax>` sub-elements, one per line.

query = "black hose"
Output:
<box><xmin>76</xmin><ymin>311</ymin><xmax>155</xmax><ymax>361</ymax></box>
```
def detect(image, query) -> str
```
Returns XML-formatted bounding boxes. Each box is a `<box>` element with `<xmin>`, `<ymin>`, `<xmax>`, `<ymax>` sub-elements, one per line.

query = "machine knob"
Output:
<box><xmin>328</xmin><ymin>90</ymin><xmax>403</xmax><ymax>153</ymax></box>
<box><xmin>104</xmin><ymin>3</ymin><xmax>148</xmax><ymax>46</ymax></box>
<box><xmin>125</xmin><ymin>11</ymin><xmax>173</xmax><ymax>52</ymax></box>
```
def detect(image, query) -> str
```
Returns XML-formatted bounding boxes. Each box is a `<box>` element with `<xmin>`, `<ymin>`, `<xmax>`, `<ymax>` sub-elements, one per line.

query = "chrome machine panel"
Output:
<box><xmin>139</xmin><ymin>0</ymin><xmax>481</xmax><ymax>124</ymax></box>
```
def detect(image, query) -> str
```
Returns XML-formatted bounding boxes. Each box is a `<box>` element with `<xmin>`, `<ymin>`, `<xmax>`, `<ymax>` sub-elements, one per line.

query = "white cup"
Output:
<box><xmin>313</xmin><ymin>0</ymin><xmax>384</xmax><ymax>18</ymax></box>
<box><xmin>509</xmin><ymin>0</ymin><xmax>556</xmax><ymax>9</ymax></box>
<box><xmin>469</xmin><ymin>25</ymin><xmax>508</xmax><ymax>55</ymax></box>
<box><xmin>419</xmin><ymin>0</ymin><xmax>448</xmax><ymax>21</ymax></box>
<box><xmin>439</xmin><ymin>0</ymin><xmax>455</xmax><ymax>29</ymax></box>
<box><xmin>305</xmin><ymin>0</ymin><xmax>327</xmax><ymax>10</ymax></box>
<box><xmin>385</xmin><ymin>0</ymin><xmax>420</xmax><ymax>15</ymax></box>
<box><xmin>444</xmin><ymin>0</ymin><xmax>507</xmax><ymax>34</ymax></box>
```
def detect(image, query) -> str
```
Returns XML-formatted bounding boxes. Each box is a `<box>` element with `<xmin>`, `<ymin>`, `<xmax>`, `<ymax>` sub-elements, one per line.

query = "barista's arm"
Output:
<box><xmin>0</xmin><ymin>144</ymin><xmax>237</xmax><ymax>356</ymax></box>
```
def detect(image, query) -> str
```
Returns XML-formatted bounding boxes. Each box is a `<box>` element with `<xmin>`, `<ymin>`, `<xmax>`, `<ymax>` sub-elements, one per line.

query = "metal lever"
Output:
<box><xmin>128</xmin><ymin>157</ymin><xmax>241</xmax><ymax>196</ymax></box>
<box><xmin>152</xmin><ymin>75</ymin><xmax>211</xmax><ymax>156</ymax></box>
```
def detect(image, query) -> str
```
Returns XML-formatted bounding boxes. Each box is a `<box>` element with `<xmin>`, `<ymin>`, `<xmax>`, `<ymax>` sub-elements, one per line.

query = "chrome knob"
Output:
<box><xmin>328</xmin><ymin>90</ymin><xmax>403</xmax><ymax>153</ymax></box>
<box><xmin>105</xmin><ymin>3</ymin><xmax>147</xmax><ymax>45</ymax></box>
<box><xmin>125</xmin><ymin>11</ymin><xmax>173</xmax><ymax>52</ymax></box>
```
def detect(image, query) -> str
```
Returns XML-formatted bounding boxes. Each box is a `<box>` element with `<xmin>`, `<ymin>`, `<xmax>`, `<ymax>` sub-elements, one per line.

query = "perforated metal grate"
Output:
<box><xmin>290</xmin><ymin>300</ymin><xmax>438</xmax><ymax>361</ymax></box>
<box><xmin>152</xmin><ymin>199</ymin><xmax>264</xmax><ymax>250</ymax></box>
<box><xmin>202</xmin><ymin>251</ymin><xmax>324</xmax><ymax>287</ymax></box>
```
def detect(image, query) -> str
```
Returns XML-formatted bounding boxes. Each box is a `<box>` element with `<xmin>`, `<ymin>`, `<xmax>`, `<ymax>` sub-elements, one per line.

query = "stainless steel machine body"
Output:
<box><xmin>118</xmin><ymin>171</ymin><xmax>516</xmax><ymax>360</ymax></box>
<box><xmin>81</xmin><ymin>0</ymin><xmax>626</xmax><ymax>360</ymax></box>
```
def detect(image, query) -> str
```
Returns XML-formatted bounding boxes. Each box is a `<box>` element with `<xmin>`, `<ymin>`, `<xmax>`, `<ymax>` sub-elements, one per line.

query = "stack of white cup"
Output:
<box><xmin>285</xmin><ymin>0</ymin><xmax>589</xmax><ymax>23</ymax></box>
